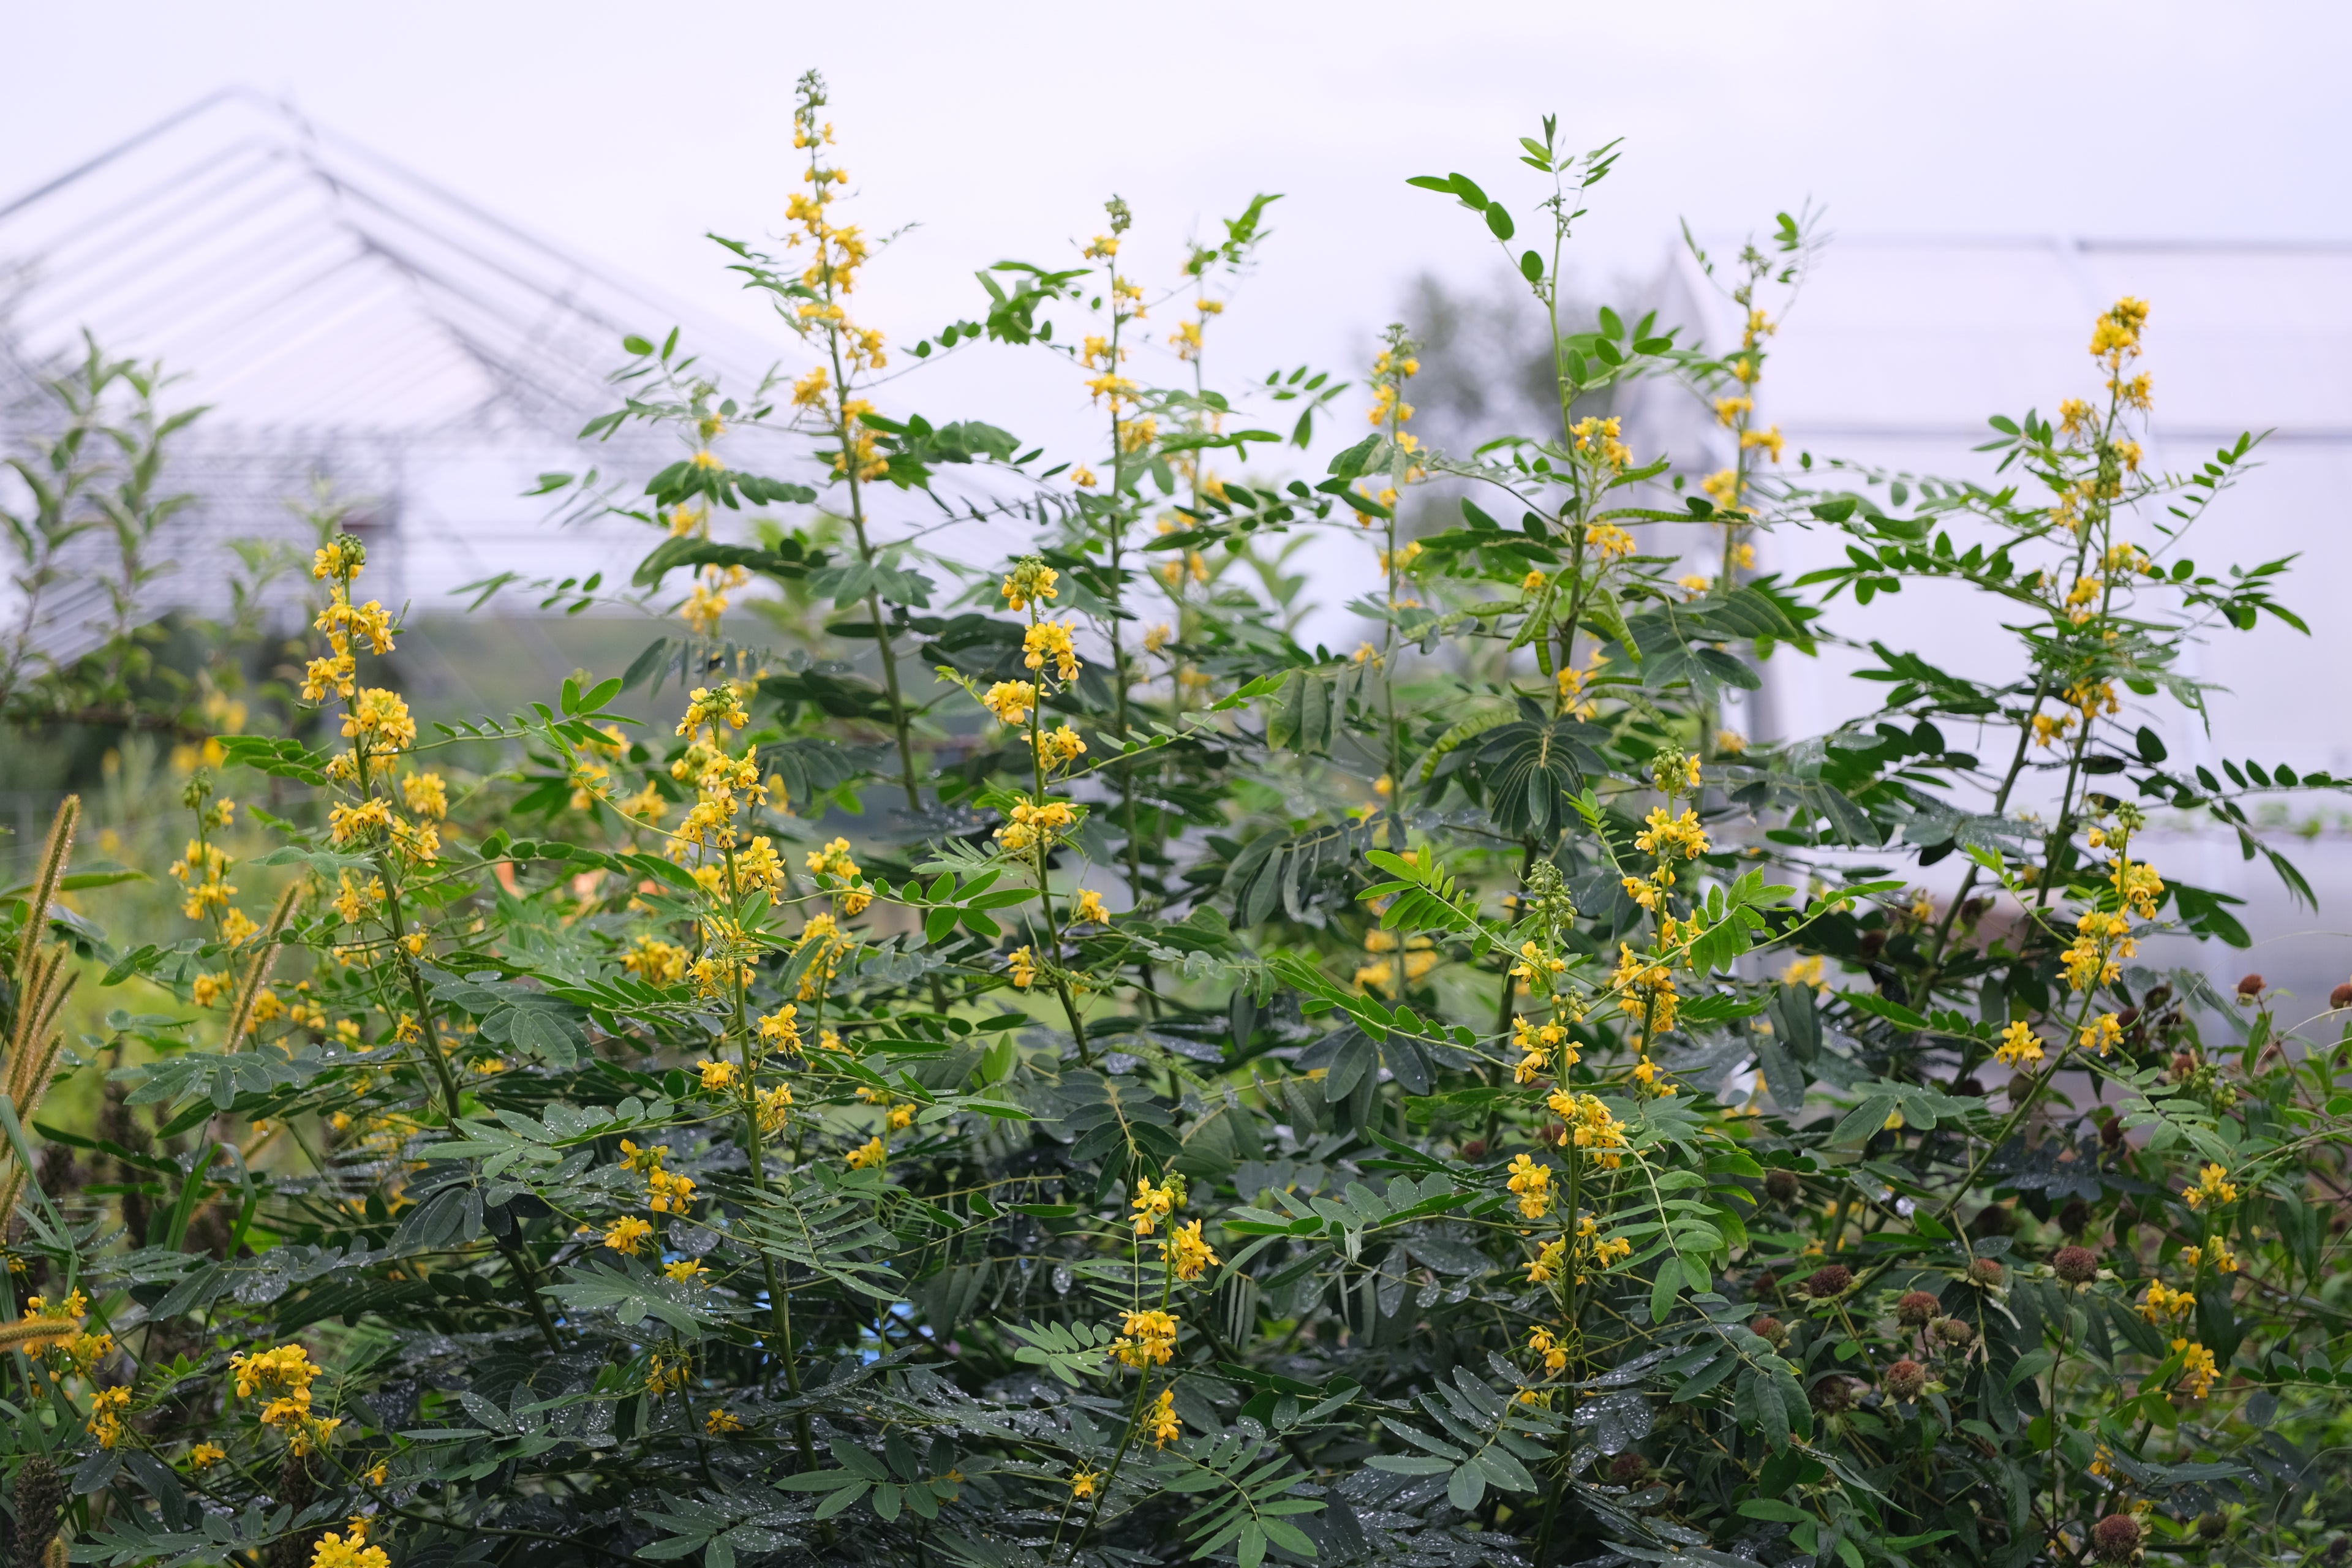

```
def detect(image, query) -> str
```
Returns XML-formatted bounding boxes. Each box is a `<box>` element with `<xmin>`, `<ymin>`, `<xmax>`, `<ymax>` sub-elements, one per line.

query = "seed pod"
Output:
<box><xmin>2093</xmin><ymin>1513</ymin><xmax>2143</xmax><ymax>1562</ymax></box>
<box><xmin>1764</xmin><ymin>1169</ymin><xmax>1801</xmax><ymax>1205</ymax></box>
<box><xmin>1804</xmin><ymin>1264</ymin><xmax>1853</xmax><ymax>1298</ymax></box>
<box><xmin>1931</xmin><ymin>1316</ymin><xmax>1976</xmax><ymax>1347</ymax></box>
<box><xmin>2054</xmin><ymin>1246</ymin><xmax>2098</xmax><ymax>1284</ymax></box>
<box><xmin>1883</xmin><ymin>1359</ymin><xmax>1927</xmax><ymax>1401</ymax></box>
<box><xmin>1966</xmin><ymin>1257</ymin><xmax>2005</xmax><ymax>1287</ymax></box>
<box><xmin>14</xmin><ymin>1455</ymin><xmax>63</xmax><ymax>1568</ymax></box>
<box><xmin>1895</xmin><ymin>1290</ymin><xmax>1940</xmax><ymax>1326</ymax></box>
<box><xmin>1749</xmin><ymin>1315</ymin><xmax>1784</xmax><ymax>1344</ymax></box>
<box><xmin>2236</xmin><ymin>973</ymin><xmax>2266</xmax><ymax>998</ymax></box>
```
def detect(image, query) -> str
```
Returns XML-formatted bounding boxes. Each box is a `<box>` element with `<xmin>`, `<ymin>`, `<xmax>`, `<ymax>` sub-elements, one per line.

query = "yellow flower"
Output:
<box><xmin>1069</xmin><ymin>1466</ymin><xmax>1101</xmax><ymax>1499</ymax></box>
<box><xmin>1007</xmin><ymin>946</ymin><xmax>1039</xmax><ymax>989</ymax></box>
<box><xmin>846</xmin><ymin>1136</ymin><xmax>887</xmax><ymax>1170</ymax></box>
<box><xmin>1037</xmin><ymin>723</ymin><xmax>1088</xmax><ymax>769</ymax></box>
<box><xmin>1634</xmin><ymin>807</ymin><xmax>1709</xmax><ymax>860</ymax></box>
<box><xmin>1072</xmin><ymin>888</ymin><xmax>1110</xmax><ymax>924</ymax></box>
<box><xmin>696</xmin><ymin>1059</ymin><xmax>741</xmax><ymax>1091</ymax></box>
<box><xmin>189</xmin><ymin>1442</ymin><xmax>226</xmax><ymax>1470</ymax></box>
<box><xmin>1147</xmin><ymin>1387</ymin><xmax>1182</xmax><ymax>1448</ymax></box>
<box><xmin>1995</xmin><ymin>1020</ymin><xmax>2045</xmax><ymax>1069</ymax></box>
<box><xmin>1023</xmin><ymin>620</ymin><xmax>1082</xmax><ymax>682</ymax></box>
<box><xmin>758</xmin><ymin>1006</ymin><xmax>804</xmax><ymax>1054</ymax></box>
<box><xmin>603</xmin><ymin>1217</ymin><xmax>654</xmax><ymax>1256</ymax></box>
<box><xmin>2139</xmin><ymin>1281</ymin><xmax>2196</xmax><ymax>1323</ymax></box>
<box><xmin>2079</xmin><ymin>1013</ymin><xmax>2124</xmax><ymax>1055</ymax></box>
<box><xmin>1507</xmin><ymin>1153</ymin><xmax>1553</xmax><ymax>1219</ymax></box>
<box><xmin>705</xmin><ymin>1409</ymin><xmax>744</xmax><ymax>1434</ymax></box>
<box><xmin>646</xmin><ymin>1169</ymin><xmax>697</xmax><ymax>1214</ymax></box>
<box><xmin>2182</xmin><ymin>1163</ymin><xmax>2237</xmax><ymax>1209</ymax></box>
<box><xmin>1166</xmin><ymin>1218</ymin><xmax>1220</xmax><ymax>1281</ymax></box>
<box><xmin>1131</xmin><ymin>1174</ymin><xmax>1181</xmax><ymax>1237</ymax></box>
<box><xmin>1107</xmin><ymin>1309</ymin><xmax>1180</xmax><ymax>1368</ymax></box>
<box><xmin>310</xmin><ymin>1530</ymin><xmax>390</xmax><ymax>1568</ymax></box>
<box><xmin>2173</xmin><ymin>1338</ymin><xmax>2217</xmax><ymax>1399</ymax></box>
<box><xmin>1528</xmin><ymin>1325</ymin><xmax>1570</xmax><ymax>1374</ymax></box>
<box><xmin>88</xmin><ymin>1384</ymin><xmax>132</xmax><ymax>1447</ymax></box>
<box><xmin>981</xmin><ymin>680</ymin><xmax>1038</xmax><ymax>727</ymax></box>
<box><xmin>1526</xmin><ymin>1238</ymin><xmax>1567</xmax><ymax>1284</ymax></box>
<box><xmin>665</xmin><ymin>1259</ymin><xmax>708</xmax><ymax>1284</ymax></box>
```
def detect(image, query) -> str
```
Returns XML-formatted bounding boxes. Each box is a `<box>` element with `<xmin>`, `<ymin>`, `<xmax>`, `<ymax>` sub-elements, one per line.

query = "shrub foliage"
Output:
<box><xmin>4</xmin><ymin>73</ymin><xmax>2348</xmax><ymax>1568</ymax></box>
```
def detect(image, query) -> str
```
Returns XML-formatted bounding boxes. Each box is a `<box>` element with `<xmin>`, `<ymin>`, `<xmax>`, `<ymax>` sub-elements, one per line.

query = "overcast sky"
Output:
<box><xmin>5</xmin><ymin>0</ymin><xmax>2342</xmax><ymax>420</ymax></box>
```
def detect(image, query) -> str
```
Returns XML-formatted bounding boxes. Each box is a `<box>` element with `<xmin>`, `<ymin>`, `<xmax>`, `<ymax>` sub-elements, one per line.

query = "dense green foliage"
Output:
<box><xmin>4</xmin><ymin>75</ymin><xmax>2350</xmax><ymax>1568</ymax></box>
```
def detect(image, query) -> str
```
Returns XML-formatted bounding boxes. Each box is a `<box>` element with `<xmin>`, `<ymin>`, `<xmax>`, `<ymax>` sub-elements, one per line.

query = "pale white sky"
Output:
<box><xmin>4</xmin><ymin>0</ymin><xmax>2342</xmax><ymax>450</ymax></box>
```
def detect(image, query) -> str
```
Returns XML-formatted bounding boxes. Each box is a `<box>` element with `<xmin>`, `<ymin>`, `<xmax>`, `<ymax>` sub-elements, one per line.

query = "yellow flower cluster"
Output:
<box><xmin>623</xmin><ymin>936</ymin><xmax>691</xmax><ymax>984</ymax></box>
<box><xmin>2113</xmin><ymin>859</ymin><xmax>2163</xmax><ymax>921</ymax></box>
<box><xmin>1108</xmin><ymin>1309</ymin><xmax>1180</xmax><ymax>1368</ymax></box>
<box><xmin>2182</xmin><ymin>1163</ymin><xmax>2237</xmax><ymax>1209</ymax></box>
<box><xmin>1527</xmin><ymin>1325</ymin><xmax>1570</xmax><ymax>1374</ymax></box>
<box><xmin>342</xmin><ymin>688</ymin><xmax>416</xmax><ymax>755</ymax></box>
<box><xmin>1368</xmin><ymin>341</ymin><xmax>1417</xmax><ymax>431</ymax></box>
<box><xmin>172</xmin><ymin>837</ymin><xmax>236</xmax><ymax>921</ymax></box>
<box><xmin>88</xmin><ymin>1383</ymin><xmax>132</xmax><ymax>1448</ymax></box>
<box><xmin>1572</xmin><ymin>415</ymin><xmax>1632</xmax><ymax>470</ymax></box>
<box><xmin>2078</xmin><ymin>1013</ymin><xmax>2124</xmax><ymax>1055</ymax></box>
<box><xmin>2064</xmin><ymin>911</ymin><xmax>2135</xmax><ymax>991</ymax></box>
<box><xmin>845</xmin><ymin>1135</ymin><xmax>888</xmax><ymax>1170</ymax></box>
<box><xmin>996</xmin><ymin>798</ymin><xmax>1075</xmax><ymax>854</ymax></box>
<box><xmin>1131</xmin><ymin>1174</ymin><xmax>1182</xmax><ymax>1237</ymax></box>
<box><xmin>1166</xmin><ymin>1218</ymin><xmax>1220</xmax><ymax>1282</ymax></box>
<box><xmin>1147</xmin><ymin>1387</ymin><xmax>1182</xmax><ymax>1447</ymax></box>
<box><xmin>304</xmin><ymin>545</ymin><xmax>396</xmax><ymax>703</ymax></box>
<box><xmin>1072</xmin><ymin>888</ymin><xmax>1110</xmax><ymax>924</ymax></box>
<box><xmin>603</xmin><ymin>1216</ymin><xmax>654</xmax><ymax>1254</ymax></box>
<box><xmin>1001</xmin><ymin>559</ymin><xmax>1059</xmax><ymax>612</ymax></box>
<box><xmin>1511</xmin><ymin>1012</ymin><xmax>1576</xmax><ymax>1084</ymax></box>
<box><xmin>1585</xmin><ymin>522</ymin><xmax>1637</xmax><ymax>560</ymax></box>
<box><xmin>1037</xmin><ymin>723</ymin><xmax>1087</xmax><ymax>771</ymax></box>
<box><xmin>1547</xmin><ymin>1090</ymin><xmax>1629</xmax><ymax>1168</ymax></box>
<box><xmin>981</xmin><ymin>680</ymin><xmax>1038</xmax><ymax>727</ymax></box>
<box><xmin>310</xmin><ymin>1529</ymin><xmax>390</xmax><ymax>1568</ymax></box>
<box><xmin>1023</xmin><ymin>620</ymin><xmax>1081</xmax><ymax>682</ymax></box>
<box><xmin>758</xmin><ymin>1005</ymin><xmax>804</xmax><ymax>1054</ymax></box>
<box><xmin>1610</xmin><ymin>944</ymin><xmax>1679</xmax><ymax>1038</ymax></box>
<box><xmin>1635</xmin><ymin>807</ymin><xmax>1710</xmax><ymax>861</ymax></box>
<box><xmin>1995</xmin><ymin>1020</ymin><xmax>2045</xmax><ymax>1069</ymax></box>
<box><xmin>2089</xmin><ymin>296</ymin><xmax>2150</xmax><ymax>369</ymax></box>
<box><xmin>232</xmin><ymin>1342</ymin><xmax>341</xmax><ymax>1455</ymax></box>
<box><xmin>2139</xmin><ymin>1280</ymin><xmax>2196</xmax><ymax>1323</ymax></box>
<box><xmin>1507</xmin><ymin>1153</ymin><xmax>1553</xmax><ymax>1219</ymax></box>
<box><xmin>2172</xmin><ymin>1338</ymin><xmax>2217</xmax><ymax>1399</ymax></box>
